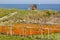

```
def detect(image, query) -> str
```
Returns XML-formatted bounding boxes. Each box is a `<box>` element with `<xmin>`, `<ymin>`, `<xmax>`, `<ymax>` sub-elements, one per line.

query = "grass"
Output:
<box><xmin>0</xmin><ymin>8</ymin><xmax>59</xmax><ymax>21</ymax></box>
<box><xmin>0</xmin><ymin>35</ymin><xmax>33</xmax><ymax>40</ymax></box>
<box><xmin>0</xmin><ymin>33</ymin><xmax>60</xmax><ymax>40</ymax></box>
<box><xmin>0</xmin><ymin>9</ymin><xmax>58</xmax><ymax>18</ymax></box>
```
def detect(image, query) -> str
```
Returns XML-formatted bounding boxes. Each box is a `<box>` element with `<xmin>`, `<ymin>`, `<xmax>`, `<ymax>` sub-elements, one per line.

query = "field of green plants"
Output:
<box><xmin>0</xmin><ymin>8</ymin><xmax>58</xmax><ymax>18</ymax></box>
<box><xmin>0</xmin><ymin>8</ymin><xmax>59</xmax><ymax>24</ymax></box>
<box><xmin>0</xmin><ymin>33</ymin><xmax>60</xmax><ymax>40</ymax></box>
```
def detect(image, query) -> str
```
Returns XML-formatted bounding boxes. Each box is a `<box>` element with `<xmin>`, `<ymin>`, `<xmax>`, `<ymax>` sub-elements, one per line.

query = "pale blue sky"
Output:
<box><xmin>0</xmin><ymin>0</ymin><xmax>60</xmax><ymax>4</ymax></box>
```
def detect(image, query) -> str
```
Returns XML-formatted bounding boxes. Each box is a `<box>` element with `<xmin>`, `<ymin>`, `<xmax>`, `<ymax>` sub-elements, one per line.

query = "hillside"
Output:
<box><xmin>0</xmin><ymin>9</ymin><xmax>60</xmax><ymax>26</ymax></box>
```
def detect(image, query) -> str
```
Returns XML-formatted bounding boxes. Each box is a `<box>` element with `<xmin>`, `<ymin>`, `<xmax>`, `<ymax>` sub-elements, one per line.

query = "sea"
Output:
<box><xmin>0</xmin><ymin>4</ymin><xmax>60</xmax><ymax>10</ymax></box>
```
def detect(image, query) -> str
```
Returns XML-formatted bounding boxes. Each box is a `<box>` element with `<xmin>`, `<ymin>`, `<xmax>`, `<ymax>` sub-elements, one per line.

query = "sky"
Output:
<box><xmin>0</xmin><ymin>0</ymin><xmax>60</xmax><ymax>4</ymax></box>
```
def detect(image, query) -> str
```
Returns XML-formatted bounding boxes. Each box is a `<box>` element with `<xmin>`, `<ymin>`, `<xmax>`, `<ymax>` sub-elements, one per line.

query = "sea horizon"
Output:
<box><xmin>0</xmin><ymin>4</ymin><xmax>60</xmax><ymax>10</ymax></box>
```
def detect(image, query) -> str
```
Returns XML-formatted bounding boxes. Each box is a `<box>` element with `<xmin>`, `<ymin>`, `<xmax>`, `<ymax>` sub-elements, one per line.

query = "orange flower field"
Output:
<box><xmin>0</xmin><ymin>24</ymin><xmax>60</xmax><ymax>36</ymax></box>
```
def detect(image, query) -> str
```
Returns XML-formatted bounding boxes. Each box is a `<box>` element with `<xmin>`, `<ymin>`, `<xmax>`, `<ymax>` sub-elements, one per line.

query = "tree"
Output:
<box><xmin>31</xmin><ymin>4</ymin><xmax>37</xmax><ymax>10</ymax></box>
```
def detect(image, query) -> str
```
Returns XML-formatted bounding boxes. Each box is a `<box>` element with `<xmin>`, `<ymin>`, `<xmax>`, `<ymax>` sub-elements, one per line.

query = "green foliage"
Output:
<box><xmin>0</xmin><ymin>33</ymin><xmax>60</xmax><ymax>40</ymax></box>
<box><xmin>0</xmin><ymin>9</ymin><xmax>59</xmax><ymax>24</ymax></box>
